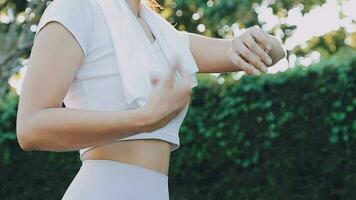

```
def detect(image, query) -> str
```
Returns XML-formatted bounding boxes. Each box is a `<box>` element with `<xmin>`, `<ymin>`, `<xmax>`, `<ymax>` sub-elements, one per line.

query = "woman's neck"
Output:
<box><xmin>126</xmin><ymin>0</ymin><xmax>141</xmax><ymax>17</ymax></box>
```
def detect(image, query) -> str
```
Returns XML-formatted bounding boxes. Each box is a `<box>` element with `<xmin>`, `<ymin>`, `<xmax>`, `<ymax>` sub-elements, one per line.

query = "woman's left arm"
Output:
<box><xmin>187</xmin><ymin>26</ymin><xmax>286</xmax><ymax>74</ymax></box>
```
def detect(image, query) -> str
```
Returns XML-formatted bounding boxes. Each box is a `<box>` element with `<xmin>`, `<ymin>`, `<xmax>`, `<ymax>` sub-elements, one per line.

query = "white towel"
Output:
<box><xmin>94</xmin><ymin>0</ymin><xmax>199</xmax><ymax>109</ymax></box>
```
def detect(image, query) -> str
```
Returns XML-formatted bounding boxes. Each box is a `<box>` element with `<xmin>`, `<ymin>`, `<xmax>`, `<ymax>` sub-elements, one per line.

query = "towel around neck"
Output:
<box><xmin>94</xmin><ymin>0</ymin><xmax>199</xmax><ymax>109</ymax></box>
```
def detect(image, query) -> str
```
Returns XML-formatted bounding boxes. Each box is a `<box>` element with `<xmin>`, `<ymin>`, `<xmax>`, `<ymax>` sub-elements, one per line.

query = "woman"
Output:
<box><xmin>16</xmin><ymin>0</ymin><xmax>285</xmax><ymax>199</ymax></box>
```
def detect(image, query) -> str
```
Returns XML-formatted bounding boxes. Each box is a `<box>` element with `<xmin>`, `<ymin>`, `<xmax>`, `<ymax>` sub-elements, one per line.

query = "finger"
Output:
<box><xmin>161</xmin><ymin>59</ymin><xmax>181</xmax><ymax>87</ymax></box>
<box><xmin>173</xmin><ymin>60</ymin><xmax>192</xmax><ymax>88</ymax></box>
<box><xmin>167</xmin><ymin>59</ymin><xmax>180</xmax><ymax>79</ymax></box>
<box><xmin>250</xmin><ymin>26</ymin><xmax>271</xmax><ymax>52</ymax></box>
<box><xmin>256</xmin><ymin>40</ymin><xmax>270</xmax><ymax>54</ymax></box>
<box><xmin>179</xmin><ymin>67</ymin><xmax>193</xmax><ymax>88</ymax></box>
<box><xmin>234</xmin><ymin>41</ymin><xmax>264</xmax><ymax>71</ymax></box>
<box><xmin>248</xmin><ymin>51</ymin><xmax>268</xmax><ymax>73</ymax></box>
<box><xmin>243</xmin><ymin>35</ymin><xmax>272</xmax><ymax>67</ymax></box>
<box><xmin>176</xmin><ymin>68</ymin><xmax>193</xmax><ymax>97</ymax></box>
<box><xmin>242</xmin><ymin>38</ymin><xmax>269</xmax><ymax>73</ymax></box>
<box><xmin>231</xmin><ymin>51</ymin><xmax>261</xmax><ymax>76</ymax></box>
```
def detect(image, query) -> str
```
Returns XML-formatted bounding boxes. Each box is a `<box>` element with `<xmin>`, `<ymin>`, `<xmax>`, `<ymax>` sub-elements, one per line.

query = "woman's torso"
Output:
<box><xmin>80</xmin><ymin>12</ymin><xmax>177</xmax><ymax>175</ymax></box>
<box><xmin>38</xmin><ymin>0</ymin><xmax>193</xmax><ymax>175</ymax></box>
<box><xmin>81</xmin><ymin>140</ymin><xmax>172</xmax><ymax>175</ymax></box>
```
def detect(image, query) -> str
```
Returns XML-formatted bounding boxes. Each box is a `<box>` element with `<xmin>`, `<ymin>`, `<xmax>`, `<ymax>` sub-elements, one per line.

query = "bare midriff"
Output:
<box><xmin>81</xmin><ymin>139</ymin><xmax>171</xmax><ymax>175</ymax></box>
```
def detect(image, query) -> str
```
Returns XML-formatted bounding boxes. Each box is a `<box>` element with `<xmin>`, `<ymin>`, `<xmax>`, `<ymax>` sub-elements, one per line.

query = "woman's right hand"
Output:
<box><xmin>140</xmin><ymin>61</ymin><xmax>193</xmax><ymax>132</ymax></box>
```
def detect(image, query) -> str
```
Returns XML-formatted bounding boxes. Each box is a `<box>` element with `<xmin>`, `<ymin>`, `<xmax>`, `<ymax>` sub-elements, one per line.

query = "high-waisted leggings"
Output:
<box><xmin>62</xmin><ymin>159</ymin><xmax>169</xmax><ymax>200</ymax></box>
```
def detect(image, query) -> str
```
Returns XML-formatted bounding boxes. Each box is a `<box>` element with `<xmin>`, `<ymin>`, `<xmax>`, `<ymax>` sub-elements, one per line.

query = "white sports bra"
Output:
<box><xmin>34</xmin><ymin>0</ymin><xmax>198</xmax><ymax>161</ymax></box>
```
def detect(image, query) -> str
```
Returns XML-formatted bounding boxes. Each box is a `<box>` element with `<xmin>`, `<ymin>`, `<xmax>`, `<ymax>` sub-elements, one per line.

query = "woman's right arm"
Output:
<box><xmin>16</xmin><ymin>22</ymin><xmax>192</xmax><ymax>152</ymax></box>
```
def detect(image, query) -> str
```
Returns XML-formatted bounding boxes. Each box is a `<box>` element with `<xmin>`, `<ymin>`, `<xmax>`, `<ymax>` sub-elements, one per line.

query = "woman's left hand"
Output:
<box><xmin>229</xmin><ymin>25</ymin><xmax>273</xmax><ymax>75</ymax></box>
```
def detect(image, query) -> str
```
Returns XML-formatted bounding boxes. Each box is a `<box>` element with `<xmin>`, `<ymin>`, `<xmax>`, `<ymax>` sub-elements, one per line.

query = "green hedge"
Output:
<box><xmin>1</xmin><ymin>48</ymin><xmax>355</xmax><ymax>200</ymax></box>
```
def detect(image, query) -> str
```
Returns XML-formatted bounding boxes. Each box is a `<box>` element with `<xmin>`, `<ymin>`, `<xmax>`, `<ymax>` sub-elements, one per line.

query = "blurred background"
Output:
<box><xmin>0</xmin><ymin>0</ymin><xmax>355</xmax><ymax>199</ymax></box>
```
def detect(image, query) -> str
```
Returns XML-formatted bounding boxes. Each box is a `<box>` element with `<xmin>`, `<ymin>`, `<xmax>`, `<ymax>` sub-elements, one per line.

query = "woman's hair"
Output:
<box><xmin>148</xmin><ymin>0</ymin><xmax>163</xmax><ymax>12</ymax></box>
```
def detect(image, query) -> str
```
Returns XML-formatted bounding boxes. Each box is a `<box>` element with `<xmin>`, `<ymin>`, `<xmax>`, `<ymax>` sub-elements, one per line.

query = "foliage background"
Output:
<box><xmin>0</xmin><ymin>0</ymin><xmax>355</xmax><ymax>199</ymax></box>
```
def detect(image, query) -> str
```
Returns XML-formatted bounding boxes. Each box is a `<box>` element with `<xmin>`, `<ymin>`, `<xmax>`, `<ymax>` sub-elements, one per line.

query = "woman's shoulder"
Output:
<box><xmin>39</xmin><ymin>0</ymin><xmax>95</xmax><ymax>24</ymax></box>
<box><xmin>35</xmin><ymin>0</ymin><xmax>96</xmax><ymax>56</ymax></box>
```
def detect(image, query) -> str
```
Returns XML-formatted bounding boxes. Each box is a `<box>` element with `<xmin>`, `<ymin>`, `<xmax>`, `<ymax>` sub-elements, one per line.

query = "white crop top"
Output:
<box><xmin>34</xmin><ymin>0</ymin><xmax>198</xmax><ymax>161</ymax></box>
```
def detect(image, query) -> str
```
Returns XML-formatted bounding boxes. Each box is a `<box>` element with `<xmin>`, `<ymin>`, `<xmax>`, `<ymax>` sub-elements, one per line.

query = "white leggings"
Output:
<box><xmin>62</xmin><ymin>159</ymin><xmax>169</xmax><ymax>200</ymax></box>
